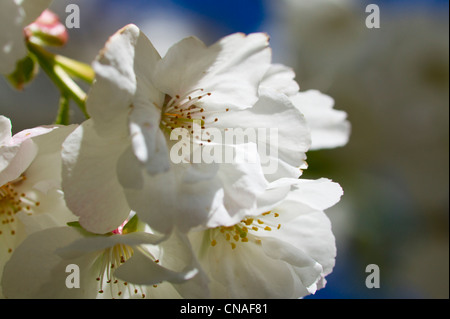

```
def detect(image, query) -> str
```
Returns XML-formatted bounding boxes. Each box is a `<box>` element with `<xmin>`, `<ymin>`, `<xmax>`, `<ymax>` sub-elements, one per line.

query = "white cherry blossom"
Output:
<box><xmin>0</xmin><ymin>116</ymin><xmax>76</xmax><ymax>295</ymax></box>
<box><xmin>1</xmin><ymin>216</ymin><xmax>209</xmax><ymax>299</ymax></box>
<box><xmin>62</xmin><ymin>24</ymin><xmax>310</xmax><ymax>236</ymax></box>
<box><xmin>188</xmin><ymin>178</ymin><xmax>343</xmax><ymax>298</ymax></box>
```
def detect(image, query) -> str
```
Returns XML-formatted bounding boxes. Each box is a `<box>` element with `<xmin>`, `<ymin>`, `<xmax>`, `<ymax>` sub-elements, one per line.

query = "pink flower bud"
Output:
<box><xmin>24</xmin><ymin>10</ymin><xmax>68</xmax><ymax>47</ymax></box>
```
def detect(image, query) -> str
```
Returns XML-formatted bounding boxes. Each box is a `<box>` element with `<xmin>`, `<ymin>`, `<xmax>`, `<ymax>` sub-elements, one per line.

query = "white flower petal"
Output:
<box><xmin>114</xmin><ymin>231</ymin><xmax>209</xmax><ymax>298</ymax></box>
<box><xmin>61</xmin><ymin>120</ymin><xmax>130</xmax><ymax>234</ymax></box>
<box><xmin>204</xmin><ymin>238</ymin><xmax>295</xmax><ymax>298</ymax></box>
<box><xmin>0</xmin><ymin>116</ymin><xmax>12</xmax><ymax>144</ymax></box>
<box><xmin>118</xmin><ymin>143</ymin><xmax>269</xmax><ymax>233</ymax></box>
<box><xmin>215</xmin><ymin>90</ymin><xmax>311</xmax><ymax>181</ymax></box>
<box><xmin>276</xmin><ymin>210</ymin><xmax>336</xmax><ymax>281</ymax></box>
<box><xmin>254</xmin><ymin>177</ymin><xmax>312</xmax><ymax>214</ymax></box>
<box><xmin>116</xmin><ymin>145</ymin><xmax>144</xmax><ymax>190</ymax></box>
<box><xmin>15</xmin><ymin>188</ymin><xmax>75</xmax><ymax>234</ymax></box>
<box><xmin>88</xmin><ymin>24</ymin><xmax>163</xmax><ymax>138</ymax></box>
<box><xmin>0</xmin><ymin>121</ymin><xmax>54</xmax><ymax>186</ymax></box>
<box><xmin>1</xmin><ymin>227</ymin><xmax>95</xmax><ymax>299</ymax></box>
<box><xmin>0</xmin><ymin>141</ymin><xmax>35</xmax><ymax>186</ymax></box>
<box><xmin>154</xmin><ymin>32</ymin><xmax>271</xmax><ymax>111</ymax></box>
<box><xmin>57</xmin><ymin>232</ymin><xmax>166</xmax><ymax>260</ymax></box>
<box><xmin>0</xmin><ymin>0</ymin><xmax>27</xmax><ymax>74</ymax></box>
<box><xmin>260</xmin><ymin>63</ymin><xmax>300</xmax><ymax>96</ymax></box>
<box><xmin>114</xmin><ymin>248</ymin><xmax>196</xmax><ymax>284</ymax></box>
<box><xmin>128</xmin><ymin>105</ymin><xmax>170</xmax><ymax>175</ymax></box>
<box><xmin>261</xmin><ymin>237</ymin><xmax>324</xmax><ymax>295</ymax></box>
<box><xmin>10</xmin><ymin>125</ymin><xmax>54</xmax><ymax>144</ymax></box>
<box><xmin>207</xmin><ymin>150</ymin><xmax>268</xmax><ymax>227</ymax></box>
<box><xmin>180</xmin><ymin>161</ymin><xmax>220</xmax><ymax>184</ymax></box>
<box><xmin>21</xmin><ymin>124</ymin><xmax>76</xmax><ymax>192</ymax></box>
<box><xmin>119</xmin><ymin>158</ymin><xmax>223</xmax><ymax>234</ymax></box>
<box><xmin>291</xmin><ymin>90</ymin><xmax>351</xmax><ymax>150</ymax></box>
<box><xmin>283</xmin><ymin>178</ymin><xmax>344</xmax><ymax>212</ymax></box>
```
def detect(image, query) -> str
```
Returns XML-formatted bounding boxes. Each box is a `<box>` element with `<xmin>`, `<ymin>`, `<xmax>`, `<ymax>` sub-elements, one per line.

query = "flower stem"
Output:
<box><xmin>26</xmin><ymin>41</ymin><xmax>90</xmax><ymax>119</ymax></box>
<box><xmin>54</xmin><ymin>55</ymin><xmax>94</xmax><ymax>84</ymax></box>
<box><xmin>55</xmin><ymin>93</ymin><xmax>70</xmax><ymax>125</ymax></box>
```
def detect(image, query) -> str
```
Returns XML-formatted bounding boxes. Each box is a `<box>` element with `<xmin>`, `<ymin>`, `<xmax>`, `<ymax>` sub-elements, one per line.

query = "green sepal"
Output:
<box><xmin>66</xmin><ymin>221</ymin><xmax>83</xmax><ymax>229</ymax></box>
<box><xmin>67</xmin><ymin>221</ymin><xmax>112</xmax><ymax>237</ymax></box>
<box><xmin>28</xmin><ymin>31</ymin><xmax>66</xmax><ymax>48</ymax></box>
<box><xmin>6</xmin><ymin>55</ymin><xmax>39</xmax><ymax>90</ymax></box>
<box><xmin>122</xmin><ymin>214</ymin><xmax>140</xmax><ymax>234</ymax></box>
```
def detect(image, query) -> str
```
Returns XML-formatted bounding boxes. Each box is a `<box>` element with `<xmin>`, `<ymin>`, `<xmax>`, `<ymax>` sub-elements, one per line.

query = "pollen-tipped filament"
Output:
<box><xmin>209</xmin><ymin>211</ymin><xmax>281</xmax><ymax>250</ymax></box>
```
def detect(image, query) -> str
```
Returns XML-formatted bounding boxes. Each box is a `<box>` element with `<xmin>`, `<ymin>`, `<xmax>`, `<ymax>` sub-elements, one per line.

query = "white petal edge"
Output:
<box><xmin>291</xmin><ymin>90</ymin><xmax>351</xmax><ymax>150</ymax></box>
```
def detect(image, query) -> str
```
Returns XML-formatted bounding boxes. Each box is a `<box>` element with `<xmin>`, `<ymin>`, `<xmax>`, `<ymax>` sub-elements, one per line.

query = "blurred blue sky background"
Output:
<box><xmin>0</xmin><ymin>0</ymin><xmax>448</xmax><ymax>299</ymax></box>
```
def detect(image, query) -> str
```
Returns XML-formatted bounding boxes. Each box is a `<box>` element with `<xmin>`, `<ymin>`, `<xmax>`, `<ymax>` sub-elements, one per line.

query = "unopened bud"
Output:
<box><xmin>24</xmin><ymin>10</ymin><xmax>68</xmax><ymax>47</ymax></box>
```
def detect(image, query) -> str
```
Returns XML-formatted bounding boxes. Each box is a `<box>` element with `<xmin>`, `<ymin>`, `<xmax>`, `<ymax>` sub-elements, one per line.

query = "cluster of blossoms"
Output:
<box><xmin>0</xmin><ymin>2</ymin><xmax>349</xmax><ymax>299</ymax></box>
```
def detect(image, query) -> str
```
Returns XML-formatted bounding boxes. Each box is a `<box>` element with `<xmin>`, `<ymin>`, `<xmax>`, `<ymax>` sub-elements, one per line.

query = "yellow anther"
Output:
<box><xmin>164</xmin><ymin>112</ymin><xmax>181</xmax><ymax>118</ymax></box>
